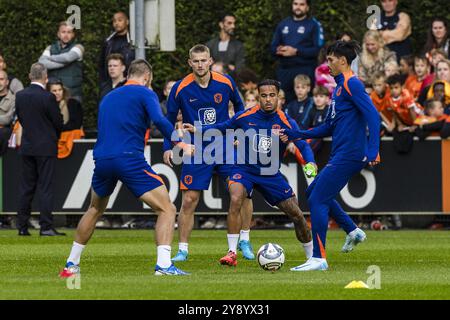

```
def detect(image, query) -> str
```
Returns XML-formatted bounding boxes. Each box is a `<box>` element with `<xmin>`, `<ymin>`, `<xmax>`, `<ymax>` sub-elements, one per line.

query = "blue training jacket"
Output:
<box><xmin>94</xmin><ymin>81</ymin><xmax>177</xmax><ymax>160</ymax></box>
<box><xmin>285</xmin><ymin>71</ymin><xmax>380</xmax><ymax>164</ymax></box>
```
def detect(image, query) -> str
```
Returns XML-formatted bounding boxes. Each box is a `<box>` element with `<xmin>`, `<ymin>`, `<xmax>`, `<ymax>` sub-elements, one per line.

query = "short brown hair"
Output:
<box><xmin>294</xmin><ymin>74</ymin><xmax>311</xmax><ymax>86</ymax></box>
<box><xmin>371</xmin><ymin>72</ymin><xmax>386</xmax><ymax>84</ymax></box>
<box><xmin>189</xmin><ymin>44</ymin><xmax>210</xmax><ymax>58</ymax></box>
<box><xmin>313</xmin><ymin>85</ymin><xmax>329</xmax><ymax>96</ymax></box>
<box><xmin>127</xmin><ymin>59</ymin><xmax>152</xmax><ymax>78</ymax></box>
<box><xmin>58</xmin><ymin>21</ymin><xmax>75</xmax><ymax>32</ymax></box>
<box><xmin>107</xmin><ymin>53</ymin><xmax>125</xmax><ymax>66</ymax></box>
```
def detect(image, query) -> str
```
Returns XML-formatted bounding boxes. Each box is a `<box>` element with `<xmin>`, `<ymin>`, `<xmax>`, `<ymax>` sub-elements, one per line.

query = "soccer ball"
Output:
<box><xmin>257</xmin><ymin>243</ymin><xmax>285</xmax><ymax>271</ymax></box>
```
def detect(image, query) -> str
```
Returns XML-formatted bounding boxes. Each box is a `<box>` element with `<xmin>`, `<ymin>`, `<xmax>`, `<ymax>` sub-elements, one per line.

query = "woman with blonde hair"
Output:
<box><xmin>358</xmin><ymin>30</ymin><xmax>397</xmax><ymax>85</ymax></box>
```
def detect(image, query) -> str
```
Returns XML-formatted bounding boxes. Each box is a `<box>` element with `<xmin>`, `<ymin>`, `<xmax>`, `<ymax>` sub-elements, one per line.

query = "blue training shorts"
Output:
<box><xmin>92</xmin><ymin>155</ymin><xmax>164</xmax><ymax>198</ymax></box>
<box><xmin>228</xmin><ymin>168</ymin><xmax>295</xmax><ymax>206</ymax></box>
<box><xmin>180</xmin><ymin>163</ymin><xmax>233</xmax><ymax>190</ymax></box>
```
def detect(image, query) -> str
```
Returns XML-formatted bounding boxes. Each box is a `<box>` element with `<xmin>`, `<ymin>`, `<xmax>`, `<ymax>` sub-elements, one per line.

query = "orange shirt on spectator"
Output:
<box><xmin>370</xmin><ymin>88</ymin><xmax>393</xmax><ymax>122</ymax></box>
<box><xmin>405</xmin><ymin>75</ymin><xmax>425</xmax><ymax>102</ymax></box>
<box><xmin>389</xmin><ymin>89</ymin><xmax>422</xmax><ymax>126</ymax></box>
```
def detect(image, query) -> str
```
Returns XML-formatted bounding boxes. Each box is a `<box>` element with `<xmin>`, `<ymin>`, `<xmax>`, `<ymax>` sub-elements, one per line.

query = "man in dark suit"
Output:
<box><xmin>15</xmin><ymin>63</ymin><xmax>65</xmax><ymax>236</ymax></box>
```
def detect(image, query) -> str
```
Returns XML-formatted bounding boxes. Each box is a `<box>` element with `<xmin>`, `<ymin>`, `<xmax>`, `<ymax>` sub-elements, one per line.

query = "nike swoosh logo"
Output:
<box><xmin>285</xmin><ymin>189</ymin><xmax>291</xmax><ymax>193</ymax></box>
<box><xmin>189</xmin><ymin>98</ymin><xmax>197</xmax><ymax>102</ymax></box>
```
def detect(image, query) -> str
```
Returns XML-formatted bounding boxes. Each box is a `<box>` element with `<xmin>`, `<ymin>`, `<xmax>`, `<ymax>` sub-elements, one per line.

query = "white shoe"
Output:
<box><xmin>342</xmin><ymin>228</ymin><xmax>366</xmax><ymax>253</ymax></box>
<box><xmin>290</xmin><ymin>257</ymin><xmax>328</xmax><ymax>271</ymax></box>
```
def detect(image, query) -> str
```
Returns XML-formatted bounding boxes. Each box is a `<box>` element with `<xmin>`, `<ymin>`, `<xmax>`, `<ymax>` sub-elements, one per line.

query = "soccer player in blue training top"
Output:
<box><xmin>163</xmin><ymin>44</ymin><xmax>256</xmax><ymax>262</ymax></box>
<box><xmin>183</xmin><ymin>79</ymin><xmax>316</xmax><ymax>266</ymax></box>
<box><xmin>59</xmin><ymin>60</ymin><xmax>194</xmax><ymax>277</ymax></box>
<box><xmin>281</xmin><ymin>40</ymin><xmax>380</xmax><ymax>271</ymax></box>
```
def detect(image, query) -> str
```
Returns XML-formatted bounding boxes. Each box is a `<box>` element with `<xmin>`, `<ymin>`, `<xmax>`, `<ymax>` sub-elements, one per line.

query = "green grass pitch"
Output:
<box><xmin>0</xmin><ymin>229</ymin><xmax>449</xmax><ymax>300</ymax></box>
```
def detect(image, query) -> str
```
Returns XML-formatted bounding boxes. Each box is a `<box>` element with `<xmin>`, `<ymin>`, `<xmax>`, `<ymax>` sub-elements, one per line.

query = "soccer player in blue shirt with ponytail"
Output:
<box><xmin>281</xmin><ymin>41</ymin><xmax>381</xmax><ymax>271</ymax></box>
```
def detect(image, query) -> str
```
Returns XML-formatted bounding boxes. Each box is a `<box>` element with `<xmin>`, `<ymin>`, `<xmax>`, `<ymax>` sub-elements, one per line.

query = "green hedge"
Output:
<box><xmin>0</xmin><ymin>0</ymin><xmax>448</xmax><ymax>129</ymax></box>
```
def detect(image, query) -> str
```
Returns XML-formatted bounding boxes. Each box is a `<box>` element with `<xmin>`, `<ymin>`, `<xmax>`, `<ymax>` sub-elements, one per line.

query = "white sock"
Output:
<box><xmin>67</xmin><ymin>241</ymin><xmax>85</xmax><ymax>265</ymax></box>
<box><xmin>227</xmin><ymin>234</ymin><xmax>240</xmax><ymax>253</ymax></box>
<box><xmin>157</xmin><ymin>245</ymin><xmax>172</xmax><ymax>268</ymax></box>
<box><xmin>239</xmin><ymin>229</ymin><xmax>250</xmax><ymax>242</ymax></box>
<box><xmin>179</xmin><ymin>242</ymin><xmax>189</xmax><ymax>253</ymax></box>
<box><xmin>302</xmin><ymin>241</ymin><xmax>313</xmax><ymax>259</ymax></box>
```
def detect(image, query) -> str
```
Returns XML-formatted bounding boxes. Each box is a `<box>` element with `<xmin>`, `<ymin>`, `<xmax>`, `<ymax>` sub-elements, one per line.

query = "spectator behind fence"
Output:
<box><xmin>414</xmin><ymin>99</ymin><xmax>450</xmax><ymax>139</ymax></box>
<box><xmin>284</xmin><ymin>74</ymin><xmax>313</xmax><ymax>129</ymax></box>
<box><xmin>39</xmin><ymin>21</ymin><xmax>84</xmax><ymax>102</ymax></box>
<box><xmin>236</xmin><ymin>67</ymin><xmax>258</xmax><ymax>92</ymax></box>
<box><xmin>271</xmin><ymin>0</ymin><xmax>324</xmax><ymax>103</ymax></box>
<box><xmin>423</xmin><ymin>17</ymin><xmax>450</xmax><ymax>61</ymax></box>
<box><xmin>315</xmin><ymin>45</ymin><xmax>336</xmax><ymax>96</ymax></box>
<box><xmin>0</xmin><ymin>70</ymin><xmax>15</xmax><ymax>156</ymax></box>
<box><xmin>420</xmin><ymin>49</ymin><xmax>447</xmax><ymax>94</ymax></box>
<box><xmin>47</xmin><ymin>78</ymin><xmax>83</xmax><ymax>132</ymax></box>
<box><xmin>99</xmin><ymin>53</ymin><xmax>126</xmax><ymax>100</ymax></box>
<box><xmin>206</xmin><ymin>13</ymin><xmax>245</xmax><ymax>76</ymax></box>
<box><xmin>277</xmin><ymin>89</ymin><xmax>287</xmax><ymax>110</ymax></box>
<box><xmin>150</xmin><ymin>80</ymin><xmax>175</xmax><ymax>138</ymax></box>
<box><xmin>399</xmin><ymin>55</ymin><xmax>414</xmax><ymax>77</ymax></box>
<box><xmin>99</xmin><ymin>11</ymin><xmax>135</xmax><ymax>84</ymax></box>
<box><xmin>419</xmin><ymin>59</ymin><xmax>450</xmax><ymax>108</ymax></box>
<box><xmin>384</xmin><ymin>59</ymin><xmax>400</xmax><ymax>78</ymax></box>
<box><xmin>47</xmin><ymin>78</ymin><xmax>84</xmax><ymax>159</ymax></box>
<box><xmin>0</xmin><ymin>52</ymin><xmax>24</xmax><ymax>94</ymax></box>
<box><xmin>244</xmin><ymin>89</ymin><xmax>258</xmax><ymax>110</ymax></box>
<box><xmin>15</xmin><ymin>63</ymin><xmax>64</xmax><ymax>236</ymax></box>
<box><xmin>386</xmin><ymin>73</ymin><xmax>422</xmax><ymax>153</ymax></box>
<box><xmin>370</xmin><ymin>72</ymin><xmax>394</xmax><ymax>134</ymax></box>
<box><xmin>304</xmin><ymin>85</ymin><xmax>330</xmax><ymax>153</ymax></box>
<box><xmin>358</xmin><ymin>30</ymin><xmax>397</xmax><ymax>86</ymax></box>
<box><xmin>405</xmin><ymin>55</ymin><xmax>430</xmax><ymax>102</ymax></box>
<box><xmin>211</xmin><ymin>61</ymin><xmax>227</xmax><ymax>75</ymax></box>
<box><xmin>378</xmin><ymin>0</ymin><xmax>412</xmax><ymax>60</ymax></box>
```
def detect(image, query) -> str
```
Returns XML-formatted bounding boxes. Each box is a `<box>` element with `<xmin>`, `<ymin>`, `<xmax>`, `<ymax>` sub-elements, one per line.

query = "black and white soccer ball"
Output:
<box><xmin>257</xmin><ymin>243</ymin><xmax>285</xmax><ymax>271</ymax></box>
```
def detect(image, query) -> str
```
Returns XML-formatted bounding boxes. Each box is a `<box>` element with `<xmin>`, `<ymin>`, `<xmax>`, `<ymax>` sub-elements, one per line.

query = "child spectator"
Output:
<box><xmin>244</xmin><ymin>89</ymin><xmax>258</xmax><ymax>110</ymax></box>
<box><xmin>424</xmin><ymin>80</ymin><xmax>450</xmax><ymax>114</ymax></box>
<box><xmin>304</xmin><ymin>85</ymin><xmax>330</xmax><ymax>152</ymax></box>
<box><xmin>387</xmin><ymin>73</ymin><xmax>423</xmax><ymax>153</ymax></box>
<box><xmin>315</xmin><ymin>45</ymin><xmax>336</xmax><ymax>96</ymax></box>
<box><xmin>305</xmin><ymin>85</ymin><xmax>329</xmax><ymax>128</ymax></box>
<box><xmin>284</xmin><ymin>74</ymin><xmax>314</xmax><ymax>129</ymax></box>
<box><xmin>399</xmin><ymin>55</ymin><xmax>414</xmax><ymax>77</ymax></box>
<box><xmin>420</xmin><ymin>48</ymin><xmax>447</xmax><ymax>91</ymax></box>
<box><xmin>414</xmin><ymin>99</ymin><xmax>450</xmax><ymax>139</ymax></box>
<box><xmin>384</xmin><ymin>59</ymin><xmax>400</xmax><ymax>78</ymax></box>
<box><xmin>370</xmin><ymin>73</ymin><xmax>394</xmax><ymax>133</ymax></box>
<box><xmin>387</xmin><ymin>73</ymin><xmax>423</xmax><ymax>128</ymax></box>
<box><xmin>277</xmin><ymin>89</ymin><xmax>286</xmax><ymax>111</ymax></box>
<box><xmin>405</xmin><ymin>55</ymin><xmax>430</xmax><ymax>102</ymax></box>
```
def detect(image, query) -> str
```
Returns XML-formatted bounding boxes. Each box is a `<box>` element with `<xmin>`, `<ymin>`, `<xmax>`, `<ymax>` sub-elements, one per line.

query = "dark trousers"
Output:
<box><xmin>17</xmin><ymin>155</ymin><xmax>56</xmax><ymax>231</ymax></box>
<box><xmin>0</xmin><ymin>126</ymin><xmax>12</xmax><ymax>156</ymax></box>
<box><xmin>276</xmin><ymin>65</ymin><xmax>316</xmax><ymax>104</ymax></box>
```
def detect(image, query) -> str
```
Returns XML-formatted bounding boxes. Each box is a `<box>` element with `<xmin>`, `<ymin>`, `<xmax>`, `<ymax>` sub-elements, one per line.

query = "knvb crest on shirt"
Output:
<box><xmin>214</xmin><ymin>93</ymin><xmax>222</xmax><ymax>104</ymax></box>
<box><xmin>253</xmin><ymin>134</ymin><xmax>272</xmax><ymax>154</ymax></box>
<box><xmin>198</xmin><ymin>108</ymin><xmax>217</xmax><ymax>125</ymax></box>
<box><xmin>297</xmin><ymin>26</ymin><xmax>305</xmax><ymax>34</ymax></box>
<box><xmin>184</xmin><ymin>175</ymin><xmax>193</xmax><ymax>185</ymax></box>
